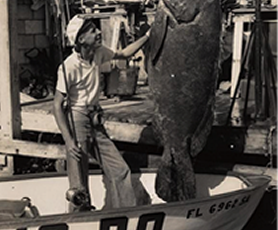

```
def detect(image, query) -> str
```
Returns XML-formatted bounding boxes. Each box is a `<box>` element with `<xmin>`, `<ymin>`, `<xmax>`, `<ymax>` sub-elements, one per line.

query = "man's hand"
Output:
<box><xmin>53</xmin><ymin>91</ymin><xmax>82</xmax><ymax>161</ymax></box>
<box><xmin>113</xmin><ymin>22</ymin><xmax>152</xmax><ymax>59</ymax></box>
<box><xmin>65</xmin><ymin>139</ymin><xmax>82</xmax><ymax>161</ymax></box>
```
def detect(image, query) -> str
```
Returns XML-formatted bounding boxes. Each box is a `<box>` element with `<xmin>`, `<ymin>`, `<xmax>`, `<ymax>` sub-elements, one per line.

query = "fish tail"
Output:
<box><xmin>155</xmin><ymin>147</ymin><xmax>196</xmax><ymax>202</ymax></box>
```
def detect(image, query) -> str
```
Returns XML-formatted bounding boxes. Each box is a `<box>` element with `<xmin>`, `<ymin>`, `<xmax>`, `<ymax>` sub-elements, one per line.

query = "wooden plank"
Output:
<box><xmin>204</xmin><ymin>125</ymin><xmax>276</xmax><ymax>156</ymax></box>
<box><xmin>113</xmin><ymin>0</ymin><xmax>143</xmax><ymax>2</ymax></box>
<box><xmin>1</xmin><ymin>121</ymin><xmax>276</xmax><ymax>161</ymax></box>
<box><xmin>0</xmin><ymin>0</ymin><xmax>20</xmax><ymax>139</ymax></box>
<box><xmin>245</xmin><ymin>126</ymin><xmax>269</xmax><ymax>154</ymax></box>
<box><xmin>21</xmin><ymin>111</ymin><xmax>276</xmax><ymax>156</ymax></box>
<box><xmin>21</xmin><ymin>111</ymin><xmax>157</xmax><ymax>145</ymax></box>
<box><xmin>104</xmin><ymin>119</ymin><xmax>156</xmax><ymax>144</ymax></box>
<box><xmin>233</xmin><ymin>7</ymin><xmax>277</xmax><ymax>14</ymax></box>
<box><xmin>20</xmin><ymin>93</ymin><xmax>38</xmax><ymax>104</ymax></box>
<box><xmin>20</xmin><ymin>96</ymin><xmax>53</xmax><ymax>106</ymax></box>
<box><xmin>110</xmin><ymin>17</ymin><xmax>121</xmax><ymax>52</ymax></box>
<box><xmin>230</xmin><ymin>19</ymin><xmax>244</xmax><ymax>98</ymax></box>
<box><xmin>21</xmin><ymin>112</ymin><xmax>60</xmax><ymax>133</ymax></box>
<box><xmin>8</xmin><ymin>0</ymin><xmax>21</xmax><ymax>138</ymax></box>
<box><xmin>0</xmin><ymin>138</ymin><xmax>276</xmax><ymax>187</ymax></box>
<box><xmin>101</xmin><ymin>18</ymin><xmax>114</xmax><ymax>50</ymax></box>
<box><xmin>0</xmin><ymin>0</ymin><xmax>10</xmax><ymax>138</ymax></box>
<box><xmin>102</xmin><ymin>101</ymin><xmax>143</xmax><ymax>110</ymax></box>
<box><xmin>0</xmin><ymin>0</ymin><xmax>20</xmax><ymax>176</ymax></box>
<box><xmin>0</xmin><ymin>139</ymin><xmax>66</xmax><ymax>160</ymax></box>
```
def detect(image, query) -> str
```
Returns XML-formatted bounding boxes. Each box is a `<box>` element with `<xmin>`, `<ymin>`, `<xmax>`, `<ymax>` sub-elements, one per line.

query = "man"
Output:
<box><xmin>53</xmin><ymin>15</ymin><xmax>150</xmax><ymax>212</ymax></box>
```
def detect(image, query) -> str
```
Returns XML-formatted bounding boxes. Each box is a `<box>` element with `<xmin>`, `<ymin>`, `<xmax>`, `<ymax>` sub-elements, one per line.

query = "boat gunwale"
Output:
<box><xmin>0</xmin><ymin>170</ymin><xmax>270</xmax><ymax>229</ymax></box>
<box><xmin>0</xmin><ymin>167</ymin><xmax>270</xmax><ymax>183</ymax></box>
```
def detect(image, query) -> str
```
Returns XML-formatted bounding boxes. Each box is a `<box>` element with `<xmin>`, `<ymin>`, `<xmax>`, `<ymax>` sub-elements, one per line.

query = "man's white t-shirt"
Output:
<box><xmin>56</xmin><ymin>45</ymin><xmax>114</xmax><ymax>111</ymax></box>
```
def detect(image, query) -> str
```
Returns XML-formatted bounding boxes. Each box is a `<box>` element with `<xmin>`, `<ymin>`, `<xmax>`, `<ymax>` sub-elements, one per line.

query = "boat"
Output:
<box><xmin>0</xmin><ymin>169</ymin><xmax>270</xmax><ymax>230</ymax></box>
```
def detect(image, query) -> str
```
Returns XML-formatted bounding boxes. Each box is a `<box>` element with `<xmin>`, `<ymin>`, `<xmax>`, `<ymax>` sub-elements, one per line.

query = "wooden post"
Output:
<box><xmin>231</xmin><ymin>18</ymin><xmax>244</xmax><ymax>98</ymax></box>
<box><xmin>254</xmin><ymin>0</ymin><xmax>263</xmax><ymax>118</ymax></box>
<box><xmin>0</xmin><ymin>0</ymin><xmax>21</xmax><ymax>176</ymax></box>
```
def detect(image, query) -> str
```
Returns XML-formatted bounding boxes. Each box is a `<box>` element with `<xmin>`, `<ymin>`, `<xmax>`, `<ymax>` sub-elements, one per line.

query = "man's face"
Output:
<box><xmin>80</xmin><ymin>27</ymin><xmax>102</xmax><ymax>59</ymax></box>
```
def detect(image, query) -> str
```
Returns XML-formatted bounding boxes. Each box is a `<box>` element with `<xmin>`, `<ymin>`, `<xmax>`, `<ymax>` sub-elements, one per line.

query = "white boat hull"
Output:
<box><xmin>0</xmin><ymin>170</ymin><xmax>270</xmax><ymax>230</ymax></box>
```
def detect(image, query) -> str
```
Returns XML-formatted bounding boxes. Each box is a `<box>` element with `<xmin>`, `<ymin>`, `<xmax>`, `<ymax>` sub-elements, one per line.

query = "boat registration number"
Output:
<box><xmin>27</xmin><ymin>195</ymin><xmax>251</xmax><ymax>230</ymax></box>
<box><xmin>33</xmin><ymin>212</ymin><xmax>165</xmax><ymax>230</ymax></box>
<box><xmin>186</xmin><ymin>194</ymin><xmax>251</xmax><ymax>219</ymax></box>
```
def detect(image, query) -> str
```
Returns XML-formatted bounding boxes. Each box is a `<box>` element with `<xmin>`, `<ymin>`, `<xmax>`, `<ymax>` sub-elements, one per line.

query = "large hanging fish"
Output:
<box><xmin>147</xmin><ymin>0</ymin><xmax>221</xmax><ymax>202</ymax></box>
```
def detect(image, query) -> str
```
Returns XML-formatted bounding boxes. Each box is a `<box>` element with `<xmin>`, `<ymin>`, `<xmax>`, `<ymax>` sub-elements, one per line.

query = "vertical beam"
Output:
<box><xmin>254</xmin><ymin>0</ymin><xmax>263</xmax><ymax>118</ymax></box>
<box><xmin>0</xmin><ymin>0</ymin><xmax>21</xmax><ymax>176</ymax></box>
<box><xmin>230</xmin><ymin>18</ymin><xmax>244</xmax><ymax>98</ymax></box>
<box><xmin>0</xmin><ymin>0</ymin><xmax>21</xmax><ymax>140</ymax></box>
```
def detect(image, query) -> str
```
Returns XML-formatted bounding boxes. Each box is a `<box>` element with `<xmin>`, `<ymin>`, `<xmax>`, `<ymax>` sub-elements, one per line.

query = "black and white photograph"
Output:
<box><xmin>0</xmin><ymin>0</ymin><xmax>276</xmax><ymax>229</ymax></box>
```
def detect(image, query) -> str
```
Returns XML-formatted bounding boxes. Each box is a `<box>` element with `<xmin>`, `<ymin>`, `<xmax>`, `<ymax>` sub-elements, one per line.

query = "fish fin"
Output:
<box><xmin>191</xmin><ymin>103</ymin><xmax>215</xmax><ymax>157</ymax></box>
<box><xmin>150</xmin><ymin>13</ymin><xmax>168</xmax><ymax>65</ymax></box>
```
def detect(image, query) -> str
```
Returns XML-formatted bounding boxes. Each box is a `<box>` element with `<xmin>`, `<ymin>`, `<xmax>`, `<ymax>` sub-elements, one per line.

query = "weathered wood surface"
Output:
<box><xmin>0</xmin><ymin>86</ymin><xmax>274</xmax><ymax>160</ymax></box>
<box><xmin>20</xmin><ymin>111</ymin><xmax>156</xmax><ymax>144</ymax></box>
<box><xmin>0</xmin><ymin>0</ymin><xmax>20</xmax><ymax>175</ymax></box>
<box><xmin>20</xmin><ymin>86</ymin><xmax>153</xmax><ymax>125</ymax></box>
<box><xmin>0</xmin><ymin>0</ymin><xmax>21</xmax><ymax>140</ymax></box>
<box><xmin>0</xmin><ymin>139</ymin><xmax>65</xmax><ymax>159</ymax></box>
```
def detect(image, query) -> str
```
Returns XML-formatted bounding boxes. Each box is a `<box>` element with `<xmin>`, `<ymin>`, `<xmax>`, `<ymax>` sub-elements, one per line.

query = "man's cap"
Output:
<box><xmin>66</xmin><ymin>15</ymin><xmax>85</xmax><ymax>46</ymax></box>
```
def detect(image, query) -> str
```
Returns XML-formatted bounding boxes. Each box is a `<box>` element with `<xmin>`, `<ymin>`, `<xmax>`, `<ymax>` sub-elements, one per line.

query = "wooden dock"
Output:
<box><xmin>0</xmin><ymin>85</ymin><xmax>275</xmax><ymax>164</ymax></box>
<box><xmin>0</xmin><ymin>0</ymin><xmax>275</xmax><ymax>177</ymax></box>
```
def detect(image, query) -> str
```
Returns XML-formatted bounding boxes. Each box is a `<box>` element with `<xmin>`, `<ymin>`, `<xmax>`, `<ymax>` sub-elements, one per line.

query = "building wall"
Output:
<box><xmin>17</xmin><ymin>0</ymin><xmax>49</xmax><ymax>65</ymax></box>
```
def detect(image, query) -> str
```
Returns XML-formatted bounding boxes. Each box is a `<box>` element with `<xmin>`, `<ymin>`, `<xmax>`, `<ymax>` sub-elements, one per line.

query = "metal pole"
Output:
<box><xmin>254</xmin><ymin>0</ymin><xmax>263</xmax><ymax>119</ymax></box>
